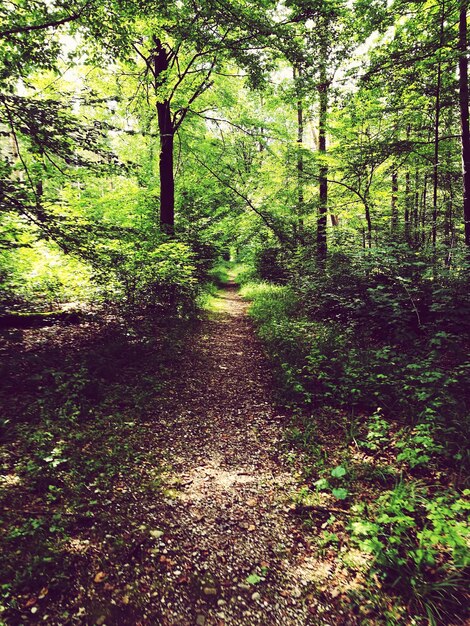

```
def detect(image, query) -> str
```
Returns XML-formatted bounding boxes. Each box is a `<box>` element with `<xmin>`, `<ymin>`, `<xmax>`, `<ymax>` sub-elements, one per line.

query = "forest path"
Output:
<box><xmin>0</xmin><ymin>283</ymin><xmax>340</xmax><ymax>626</ymax></box>
<box><xmin>140</xmin><ymin>281</ymin><xmax>321</xmax><ymax>625</ymax></box>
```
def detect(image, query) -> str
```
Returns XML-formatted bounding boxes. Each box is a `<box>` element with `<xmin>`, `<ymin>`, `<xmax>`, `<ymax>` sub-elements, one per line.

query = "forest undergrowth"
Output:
<box><xmin>0</xmin><ymin>312</ymin><xmax>197</xmax><ymax>623</ymax></box>
<box><xmin>0</xmin><ymin>257</ymin><xmax>469</xmax><ymax>625</ymax></box>
<box><xmin>238</xmin><ymin>249</ymin><xmax>470</xmax><ymax>626</ymax></box>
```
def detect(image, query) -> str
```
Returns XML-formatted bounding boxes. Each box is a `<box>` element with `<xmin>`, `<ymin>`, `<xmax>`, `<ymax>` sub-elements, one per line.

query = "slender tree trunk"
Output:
<box><xmin>404</xmin><ymin>126</ymin><xmax>411</xmax><ymax>241</ymax></box>
<box><xmin>364</xmin><ymin>200</ymin><xmax>372</xmax><ymax>247</ymax></box>
<box><xmin>36</xmin><ymin>150</ymin><xmax>46</xmax><ymax>198</ymax></box>
<box><xmin>422</xmin><ymin>173</ymin><xmax>428</xmax><ymax>245</ymax></box>
<box><xmin>153</xmin><ymin>38</ymin><xmax>175</xmax><ymax>235</ymax></box>
<box><xmin>157</xmin><ymin>101</ymin><xmax>175</xmax><ymax>235</ymax></box>
<box><xmin>413</xmin><ymin>169</ymin><xmax>420</xmax><ymax>243</ymax></box>
<box><xmin>258</xmin><ymin>126</ymin><xmax>265</xmax><ymax>152</ymax></box>
<box><xmin>259</xmin><ymin>94</ymin><xmax>265</xmax><ymax>152</ymax></box>
<box><xmin>405</xmin><ymin>170</ymin><xmax>411</xmax><ymax>241</ymax></box>
<box><xmin>444</xmin><ymin>172</ymin><xmax>453</xmax><ymax>245</ymax></box>
<box><xmin>391</xmin><ymin>168</ymin><xmax>399</xmax><ymax>232</ymax></box>
<box><xmin>459</xmin><ymin>0</ymin><xmax>470</xmax><ymax>245</ymax></box>
<box><xmin>317</xmin><ymin>53</ymin><xmax>328</xmax><ymax>263</ymax></box>
<box><xmin>432</xmin><ymin>0</ymin><xmax>445</xmax><ymax>247</ymax></box>
<box><xmin>294</xmin><ymin>65</ymin><xmax>304</xmax><ymax>239</ymax></box>
<box><xmin>445</xmin><ymin>179</ymin><xmax>455</xmax><ymax>266</ymax></box>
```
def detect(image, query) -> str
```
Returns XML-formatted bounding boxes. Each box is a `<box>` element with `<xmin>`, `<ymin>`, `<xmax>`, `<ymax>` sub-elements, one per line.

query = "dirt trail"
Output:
<box><xmin>138</xmin><ymin>282</ymin><xmax>324</xmax><ymax>625</ymax></box>
<box><xmin>1</xmin><ymin>283</ymin><xmax>339</xmax><ymax>626</ymax></box>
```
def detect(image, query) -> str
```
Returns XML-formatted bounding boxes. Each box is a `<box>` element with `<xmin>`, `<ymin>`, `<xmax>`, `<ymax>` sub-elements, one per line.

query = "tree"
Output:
<box><xmin>459</xmin><ymin>0</ymin><xmax>470</xmax><ymax>246</ymax></box>
<box><xmin>285</xmin><ymin>0</ymin><xmax>353</xmax><ymax>262</ymax></box>
<box><xmin>118</xmin><ymin>0</ymin><xmax>279</xmax><ymax>235</ymax></box>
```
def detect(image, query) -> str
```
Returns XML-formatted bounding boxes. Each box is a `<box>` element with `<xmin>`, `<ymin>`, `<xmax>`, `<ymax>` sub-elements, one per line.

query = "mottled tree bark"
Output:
<box><xmin>317</xmin><ymin>56</ymin><xmax>328</xmax><ymax>263</ymax></box>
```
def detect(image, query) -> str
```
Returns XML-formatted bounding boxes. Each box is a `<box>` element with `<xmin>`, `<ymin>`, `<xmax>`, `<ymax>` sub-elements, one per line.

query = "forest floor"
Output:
<box><xmin>1</xmin><ymin>283</ymin><xmax>377</xmax><ymax>625</ymax></box>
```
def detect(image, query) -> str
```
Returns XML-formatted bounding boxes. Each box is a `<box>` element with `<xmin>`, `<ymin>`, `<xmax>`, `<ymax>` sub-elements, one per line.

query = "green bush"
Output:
<box><xmin>349</xmin><ymin>484</ymin><xmax>470</xmax><ymax>623</ymax></box>
<box><xmin>207</xmin><ymin>260</ymin><xmax>231</xmax><ymax>287</ymax></box>
<box><xmin>232</xmin><ymin>263</ymin><xmax>256</xmax><ymax>285</ymax></box>
<box><xmin>0</xmin><ymin>242</ymin><xmax>96</xmax><ymax>311</ymax></box>
<box><xmin>253</xmin><ymin>245</ymin><xmax>289</xmax><ymax>283</ymax></box>
<box><xmin>240</xmin><ymin>282</ymin><xmax>297</xmax><ymax>320</ymax></box>
<box><xmin>244</xmin><ymin>245</ymin><xmax>470</xmax><ymax>458</ymax></box>
<box><xmin>109</xmin><ymin>241</ymin><xmax>198</xmax><ymax>314</ymax></box>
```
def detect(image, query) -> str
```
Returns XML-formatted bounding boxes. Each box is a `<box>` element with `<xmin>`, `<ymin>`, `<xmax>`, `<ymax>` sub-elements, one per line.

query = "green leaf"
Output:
<box><xmin>331</xmin><ymin>466</ymin><xmax>347</xmax><ymax>478</ymax></box>
<box><xmin>314</xmin><ymin>478</ymin><xmax>330</xmax><ymax>490</ymax></box>
<box><xmin>245</xmin><ymin>574</ymin><xmax>262</xmax><ymax>585</ymax></box>
<box><xmin>332</xmin><ymin>488</ymin><xmax>348</xmax><ymax>500</ymax></box>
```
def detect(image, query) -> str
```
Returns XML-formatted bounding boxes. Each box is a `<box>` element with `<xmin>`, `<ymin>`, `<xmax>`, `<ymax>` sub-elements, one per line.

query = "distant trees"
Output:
<box><xmin>338</xmin><ymin>0</ymin><xmax>468</xmax><ymax>251</ymax></box>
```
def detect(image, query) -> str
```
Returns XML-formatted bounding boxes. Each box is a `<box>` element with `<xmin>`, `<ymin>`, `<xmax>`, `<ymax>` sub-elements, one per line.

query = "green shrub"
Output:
<box><xmin>241</xmin><ymin>282</ymin><xmax>297</xmax><ymax>321</ymax></box>
<box><xmin>349</xmin><ymin>484</ymin><xmax>470</xmax><ymax>623</ymax></box>
<box><xmin>0</xmin><ymin>242</ymin><xmax>96</xmax><ymax>311</ymax></box>
<box><xmin>360</xmin><ymin>409</ymin><xmax>390</xmax><ymax>451</ymax></box>
<box><xmin>244</xmin><ymin>245</ymin><xmax>470</xmax><ymax>625</ymax></box>
<box><xmin>207</xmin><ymin>261</ymin><xmax>231</xmax><ymax>287</ymax></box>
<box><xmin>395</xmin><ymin>422</ymin><xmax>445</xmax><ymax>469</ymax></box>
<box><xmin>109</xmin><ymin>241</ymin><xmax>198</xmax><ymax>314</ymax></box>
<box><xmin>232</xmin><ymin>263</ymin><xmax>256</xmax><ymax>285</ymax></box>
<box><xmin>253</xmin><ymin>245</ymin><xmax>289</xmax><ymax>283</ymax></box>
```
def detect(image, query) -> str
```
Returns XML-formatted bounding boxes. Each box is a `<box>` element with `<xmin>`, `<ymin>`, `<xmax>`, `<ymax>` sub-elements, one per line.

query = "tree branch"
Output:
<box><xmin>190</xmin><ymin>150</ymin><xmax>288</xmax><ymax>243</ymax></box>
<box><xmin>0</xmin><ymin>1</ymin><xmax>92</xmax><ymax>37</ymax></box>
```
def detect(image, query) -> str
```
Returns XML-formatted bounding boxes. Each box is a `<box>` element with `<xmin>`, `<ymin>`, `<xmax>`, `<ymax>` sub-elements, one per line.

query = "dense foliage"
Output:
<box><xmin>240</xmin><ymin>248</ymin><xmax>470</xmax><ymax>622</ymax></box>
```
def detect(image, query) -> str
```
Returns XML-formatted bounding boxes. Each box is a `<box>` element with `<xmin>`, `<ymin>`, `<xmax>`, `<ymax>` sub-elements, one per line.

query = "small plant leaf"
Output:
<box><xmin>332</xmin><ymin>488</ymin><xmax>348</xmax><ymax>500</ymax></box>
<box><xmin>331</xmin><ymin>466</ymin><xmax>347</xmax><ymax>478</ymax></box>
<box><xmin>245</xmin><ymin>573</ymin><xmax>262</xmax><ymax>585</ymax></box>
<box><xmin>314</xmin><ymin>478</ymin><xmax>330</xmax><ymax>490</ymax></box>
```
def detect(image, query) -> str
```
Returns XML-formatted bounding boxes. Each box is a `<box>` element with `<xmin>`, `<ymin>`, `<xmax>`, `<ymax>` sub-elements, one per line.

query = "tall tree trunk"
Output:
<box><xmin>35</xmin><ymin>150</ymin><xmax>45</xmax><ymax>201</ymax></box>
<box><xmin>405</xmin><ymin>170</ymin><xmax>411</xmax><ymax>241</ymax></box>
<box><xmin>413</xmin><ymin>169</ymin><xmax>420</xmax><ymax>243</ymax></box>
<box><xmin>157</xmin><ymin>101</ymin><xmax>175</xmax><ymax>235</ymax></box>
<box><xmin>294</xmin><ymin>65</ymin><xmax>304</xmax><ymax>239</ymax></box>
<box><xmin>259</xmin><ymin>95</ymin><xmax>265</xmax><ymax>152</ymax></box>
<box><xmin>391</xmin><ymin>168</ymin><xmax>399</xmax><ymax>232</ymax></box>
<box><xmin>404</xmin><ymin>126</ymin><xmax>411</xmax><ymax>241</ymax></box>
<box><xmin>432</xmin><ymin>0</ymin><xmax>445</xmax><ymax>247</ymax></box>
<box><xmin>153</xmin><ymin>38</ymin><xmax>175</xmax><ymax>235</ymax></box>
<box><xmin>422</xmin><ymin>173</ymin><xmax>428</xmax><ymax>245</ymax></box>
<box><xmin>444</xmin><ymin>172</ymin><xmax>453</xmax><ymax>245</ymax></box>
<box><xmin>364</xmin><ymin>198</ymin><xmax>372</xmax><ymax>247</ymax></box>
<box><xmin>365</xmin><ymin>207</ymin><xmax>372</xmax><ymax>246</ymax></box>
<box><xmin>317</xmin><ymin>52</ymin><xmax>328</xmax><ymax>263</ymax></box>
<box><xmin>459</xmin><ymin>0</ymin><xmax>470</xmax><ymax>245</ymax></box>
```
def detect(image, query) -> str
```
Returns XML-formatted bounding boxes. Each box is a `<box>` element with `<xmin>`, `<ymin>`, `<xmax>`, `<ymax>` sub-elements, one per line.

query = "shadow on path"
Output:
<box><xmin>0</xmin><ymin>285</ymin><xmax>336</xmax><ymax>625</ymax></box>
